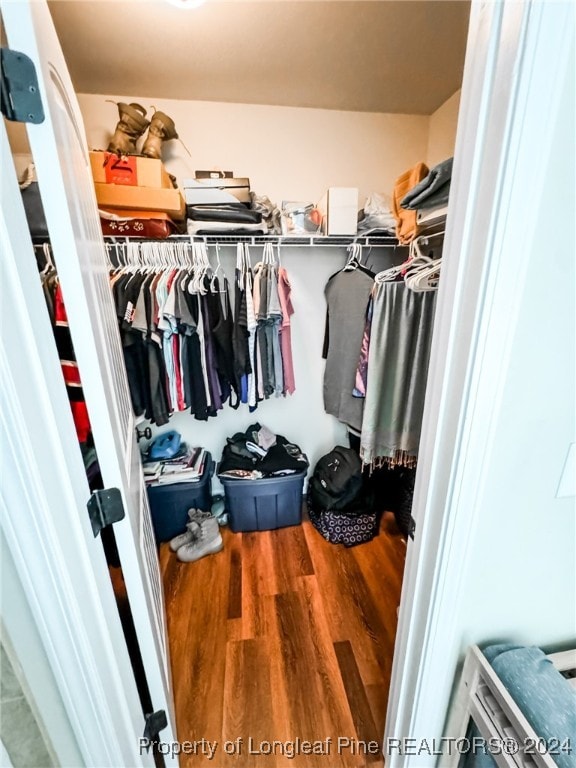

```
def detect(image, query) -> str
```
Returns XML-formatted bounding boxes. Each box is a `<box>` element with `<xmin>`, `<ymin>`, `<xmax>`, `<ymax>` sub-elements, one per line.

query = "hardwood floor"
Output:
<box><xmin>160</xmin><ymin>511</ymin><xmax>406</xmax><ymax>768</ymax></box>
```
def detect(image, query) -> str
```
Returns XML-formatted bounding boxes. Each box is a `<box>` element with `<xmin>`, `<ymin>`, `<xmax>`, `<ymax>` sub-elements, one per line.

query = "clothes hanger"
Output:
<box><xmin>210</xmin><ymin>243</ymin><xmax>227</xmax><ymax>293</ymax></box>
<box><xmin>111</xmin><ymin>242</ymin><xmax>128</xmax><ymax>274</ymax></box>
<box><xmin>40</xmin><ymin>243</ymin><xmax>54</xmax><ymax>276</ymax></box>
<box><xmin>404</xmin><ymin>232</ymin><xmax>443</xmax><ymax>272</ymax></box>
<box><xmin>343</xmin><ymin>242</ymin><xmax>363</xmax><ymax>271</ymax></box>
<box><xmin>190</xmin><ymin>242</ymin><xmax>204</xmax><ymax>294</ymax></box>
<box><xmin>236</xmin><ymin>242</ymin><xmax>245</xmax><ymax>290</ymax></box>
<box><xmin>263</xmin><ymin>241</ymin><xmax>277</xmax><ymax>268</ymax></box>
<box><xmin>405</xmin><ymin>258</ymin><xmax>442</xmax><ymax>292</ymax></box>
<box><xmin>375</xmin><ymin>234</ymin><xmax>439</xmax><ymax>283</ymax></box>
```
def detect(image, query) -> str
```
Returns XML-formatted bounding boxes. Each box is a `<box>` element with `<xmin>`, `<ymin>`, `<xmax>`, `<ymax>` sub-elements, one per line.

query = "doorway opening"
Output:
<box><xmin>3</xmin><ymin>1</ymin><xmax>472</xmax><ymax>765</ymax></box>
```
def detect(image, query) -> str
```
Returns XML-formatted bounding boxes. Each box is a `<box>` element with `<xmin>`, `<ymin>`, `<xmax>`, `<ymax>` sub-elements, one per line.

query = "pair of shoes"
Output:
<box><xmin>169</xmin><ymin>509</ymin><xmax>223</xmax><ymax>563</ymax></box>
<box><xmin>168</xmin><ymin>508</ymin><xmax>210</xmax><ymax>551</ymax></box>
<box><xmin>106</xmin><ymin>102</ymin><xmax>178</xmax><ymax>159</ymax></box>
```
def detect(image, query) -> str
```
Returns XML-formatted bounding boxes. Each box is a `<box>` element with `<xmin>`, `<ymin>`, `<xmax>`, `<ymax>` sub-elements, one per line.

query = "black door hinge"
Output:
<box><xmin>0</xmin><ymin>47</ymin><xmax>44</xmax><ymax>124</ymax></box>
<box><xmin>143</xmin><ymin>710</ymin><xmax>168</xmax><ymax>743</ymax></box>
<box><xmin>408</xmin><ymin>515</ymin><xmax>416</xmax><ymax>540</ymax></box>
<box><xmin>87</xmin><ymin>488</ymin><xmax>125</xmax><ymax>538</ymax></box>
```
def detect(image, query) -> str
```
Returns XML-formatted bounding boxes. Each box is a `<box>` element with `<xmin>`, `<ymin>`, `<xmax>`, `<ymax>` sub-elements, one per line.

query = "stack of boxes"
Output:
<box><xmin>90</xmin><ymin>151</ymin><xmax>186</xmax><ymax>237</ymax></box>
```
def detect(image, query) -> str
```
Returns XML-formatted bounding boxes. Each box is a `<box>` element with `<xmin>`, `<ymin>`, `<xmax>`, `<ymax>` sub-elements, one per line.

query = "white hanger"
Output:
<box><xmin>343</xmin><ymin>242</ymin><xmax>363</xmax><ymax>271</ymax></box>
<box><xmin>210</xmin><ymin>243</ymin><xmax>226</xmax><ymax>293</ymax></box>
<box><xmin>40</xmin><ymin>243</ymin><xmax>54</xmax><ymax>276</ymax></box>
<box><xmin>405</xmin><ymin>258</ymin><xmax>442</xmax><ymax>292</ymax></box>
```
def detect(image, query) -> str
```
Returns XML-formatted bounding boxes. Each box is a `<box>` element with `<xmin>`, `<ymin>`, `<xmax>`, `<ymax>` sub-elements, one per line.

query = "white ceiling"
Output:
<box><xmin>48</xmin><ymin>0</ymin><xmax>470</xmax><ymax>115</ymax></box>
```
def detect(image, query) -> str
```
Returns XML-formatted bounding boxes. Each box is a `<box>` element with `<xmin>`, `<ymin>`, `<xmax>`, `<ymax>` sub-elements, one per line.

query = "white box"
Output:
<box><xmin>317</xmin><ymin>187</ymin><xmax>359</xmax><ymax>235</ymax></box>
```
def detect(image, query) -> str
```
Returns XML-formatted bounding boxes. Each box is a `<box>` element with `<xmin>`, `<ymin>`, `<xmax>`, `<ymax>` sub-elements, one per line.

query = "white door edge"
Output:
<box><xmin>1</xmin><ymin>1</ymin><xmax>177</xmax><ymax>756</ymax></box>
<box><xmin>1</xmin><ymin>122</ymin><xmax>153</xmax><ymax>768</ymax></box>
<box><xmin>385</xmin><ymin>1</ymin><xmax>574</xmax><ymax>764</ymax></box>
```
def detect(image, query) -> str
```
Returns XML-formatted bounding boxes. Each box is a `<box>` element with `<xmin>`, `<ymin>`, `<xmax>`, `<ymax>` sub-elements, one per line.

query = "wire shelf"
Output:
<box><xmin>101</xmin><ymin>233</ymin><xmax>399</xmax><ymax>248</ymax></box>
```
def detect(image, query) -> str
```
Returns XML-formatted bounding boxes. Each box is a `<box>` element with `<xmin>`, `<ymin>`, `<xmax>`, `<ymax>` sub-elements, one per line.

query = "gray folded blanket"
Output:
<box><xmin>400</xmin><ymin>157</ymin><xmax>453</xmax><ymax>210</ymax></box>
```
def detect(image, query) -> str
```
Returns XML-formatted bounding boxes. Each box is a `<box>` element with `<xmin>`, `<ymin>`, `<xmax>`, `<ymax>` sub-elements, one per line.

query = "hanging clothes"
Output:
<box><xmin>54</xmin><ymin>282</ymin><xmax>92</xmax><ymax>442</ymax></box>
<box><xmin>36</xmin><ymin>244</ymin><xmax>93</xmax><ymax>443</ymax></box>
<box><xmin>232</xmin><ymin>244</ymin><xmax>252</xmax><ymax>404</ymax></box>
<box><xmin>322</xmin><ymin>262</ymin><xmax>375</xmax><ymax>433</ymax></box>
<box><xmin>252</xmin><ymin>243</ymin><xmax>295</xmax><ymax>402</ymax></box>
<box><xmin>108</xmin><ymin>240</ymin><xmax>285</xmax><ymax>424</ymax></box>
<box><xmin>277</xmin><ymin>266</ymin><xmax>296</xmax><ymax>396</ymax></box>
<box><xmin>359</xmin><ymin>279</ymin><xmax>437</xmax><ymax>469</ymax></box>
<box><xmin>206</xmin><ymin>276</ymin><xmax>236</xmax><ymax>407</ymax></box>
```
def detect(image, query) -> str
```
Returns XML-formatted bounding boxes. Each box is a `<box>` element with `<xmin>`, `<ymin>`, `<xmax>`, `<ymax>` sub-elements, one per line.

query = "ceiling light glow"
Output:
<box><xmin>165</xmin><ymin>0</ymin><xmax>206</xmax><ymax>8</ymax></box>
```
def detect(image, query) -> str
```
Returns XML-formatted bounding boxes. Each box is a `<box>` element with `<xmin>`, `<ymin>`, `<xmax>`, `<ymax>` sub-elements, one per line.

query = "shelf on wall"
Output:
<box><xmin>102</xmin><ymin>233</ymin><xmax>399</xmax><ymax>248</ymax></box>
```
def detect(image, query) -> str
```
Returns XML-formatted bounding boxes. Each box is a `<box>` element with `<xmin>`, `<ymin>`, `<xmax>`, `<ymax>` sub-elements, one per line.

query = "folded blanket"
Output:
<box><xmin>391</xmin><ymin>162</ymin><xmax>429</xmax><ymax>244</ymax></box>
<box><xmin>401</xmin><ymin>157</ymin><xmax>453</xmax><ymax>211</ymax></box>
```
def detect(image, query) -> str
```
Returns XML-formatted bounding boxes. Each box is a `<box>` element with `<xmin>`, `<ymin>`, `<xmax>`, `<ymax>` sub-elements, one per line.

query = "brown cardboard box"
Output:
<box><xmin>89</xmin><ymin>151</ymin><xmax>174</xmax><ymax>189</ymax></box>
<box><xmin>94</xmin><ymin>183</ymin><xmax>186</xmax><ymax>220</ymax></box>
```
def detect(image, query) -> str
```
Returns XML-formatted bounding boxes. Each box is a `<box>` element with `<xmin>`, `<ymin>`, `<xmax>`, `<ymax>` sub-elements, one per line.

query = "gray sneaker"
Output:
<box><xmin>169</xmin><ymin>520</ymin><xmax>199</xmax><ymax>552</ymax></box>
<box><xmin>177</xmin><ymin>516</ymin><xmax>223</xmax><ymax>562</ymax></box>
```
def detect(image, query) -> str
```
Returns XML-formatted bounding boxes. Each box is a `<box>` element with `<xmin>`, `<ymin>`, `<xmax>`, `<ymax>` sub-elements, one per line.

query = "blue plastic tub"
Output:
<box><xmin>220</xmin><ymin>472</ymin><xmax>306</xmax><ymax>533</ymax></box>
<box><xmin>147</xmin><ymin>455</ymin><xmax>213</xmax><ymax>542</ymax></box>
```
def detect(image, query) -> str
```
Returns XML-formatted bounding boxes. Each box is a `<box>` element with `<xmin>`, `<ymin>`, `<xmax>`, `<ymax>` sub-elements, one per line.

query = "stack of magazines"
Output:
<box><xmin>142</xmin><ymin>445</ymin><xmax>207</xmax><ymax>486</ymax></box>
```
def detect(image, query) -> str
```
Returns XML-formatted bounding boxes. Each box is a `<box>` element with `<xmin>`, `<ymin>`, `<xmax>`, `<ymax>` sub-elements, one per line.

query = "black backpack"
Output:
<box><xmin>307</xmin><ymin>446</ymin><xmax>363</xmax><ymax>513</ymax></box>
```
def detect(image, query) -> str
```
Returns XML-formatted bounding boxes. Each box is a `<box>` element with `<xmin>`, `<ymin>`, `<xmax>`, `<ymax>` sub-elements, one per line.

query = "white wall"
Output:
<box><xmin>427</xmin><ymin>90</ymin><xmax>461</xmax><ymax>167</ymax></box>
<box><xmin>77</xmin><ymin>93</ymin><xmax>429</xmax><ymax>208</ymax></box>
<box><xmin>457</xmin><ymin>51</ymin><xmax>575</xmax><ymax>648</ymax></box>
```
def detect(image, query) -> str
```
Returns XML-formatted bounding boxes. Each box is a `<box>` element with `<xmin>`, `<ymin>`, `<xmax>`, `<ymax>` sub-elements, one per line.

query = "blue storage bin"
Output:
<box><xmin>147</xmin><ymin>455</ymin><xmax>213</xmax><ymax>542</ymax></box>
<box><xmin>220</xmin><ymin>472</ymin><xmax>306</xmax><ymax>533</ymax></box>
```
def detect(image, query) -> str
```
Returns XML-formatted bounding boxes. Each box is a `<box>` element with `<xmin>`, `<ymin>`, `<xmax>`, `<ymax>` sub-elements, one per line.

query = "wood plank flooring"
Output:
<box><xmin>159</xmin><ymin>511</ymin><xmax>406</xmax><ymax>768</ymax></box>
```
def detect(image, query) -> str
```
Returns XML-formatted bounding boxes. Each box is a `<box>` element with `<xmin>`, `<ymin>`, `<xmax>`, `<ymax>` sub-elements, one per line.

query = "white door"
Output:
<box><xmin>2</xmin><ymin>119</ymin><xmax>154</xmax><ymax>768</ymax></box>
<box><xmin>1</xmin><ymin>0</ymin><xmax>177</xmax><ymax>754</ymax></box>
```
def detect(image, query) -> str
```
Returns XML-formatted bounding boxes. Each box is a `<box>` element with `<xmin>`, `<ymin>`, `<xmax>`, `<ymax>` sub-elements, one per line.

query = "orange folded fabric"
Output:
<box><xmin>392</xmin><ymin>162</ymin><xmax>429</xmax><ymax>244</ymax></box>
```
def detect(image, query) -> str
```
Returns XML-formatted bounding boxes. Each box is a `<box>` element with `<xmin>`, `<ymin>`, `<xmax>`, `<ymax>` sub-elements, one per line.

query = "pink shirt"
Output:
<box><xmin>277</xmin><ymin>267</ymin><xmax>296</xmax><ymax>395</ymax></box>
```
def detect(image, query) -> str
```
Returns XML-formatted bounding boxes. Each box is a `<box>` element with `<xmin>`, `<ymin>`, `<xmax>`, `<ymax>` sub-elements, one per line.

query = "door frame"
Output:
<box><xmin>0</xmin><ymin>122</ymin><xmax>155</xmax><ymax>768</ymax></box>
<box><xmin>385</xmin><ymin>0</ymin><xmax>574</xmax><ymax>763</ymax></box>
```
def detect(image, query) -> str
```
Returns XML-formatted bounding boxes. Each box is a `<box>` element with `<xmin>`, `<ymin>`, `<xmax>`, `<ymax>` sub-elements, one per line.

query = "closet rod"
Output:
<box><xmin>101</xmin><ymin>234</ymin><xmax>399</xmax><ymax>248</ymax></box>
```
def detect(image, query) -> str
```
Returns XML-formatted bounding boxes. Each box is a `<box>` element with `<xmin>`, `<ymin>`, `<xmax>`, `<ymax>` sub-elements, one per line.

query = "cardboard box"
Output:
<box><xmin>183</xmin><ymin>177</ymin><xmax>251</xmax><ymax>205</ymax></box>
<box><xmin>89</xmin><ymin>151</ymin><xmax>174</xmax><ymax>189</ymax></box>
<box><xmin>317</xmin><ymin>187</ymin><xmax>359</xmax><ymax>235</ymax></box>
<box><xmin>94</xmin><ymin>183</ymin><xmax>186</xmax><ymax>220</ymax></box>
